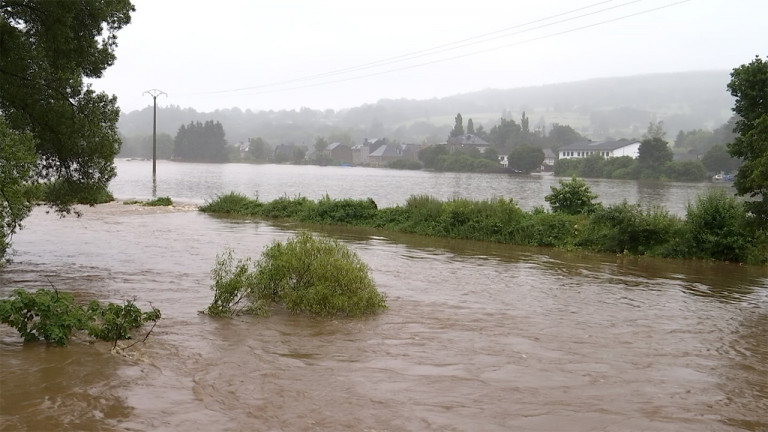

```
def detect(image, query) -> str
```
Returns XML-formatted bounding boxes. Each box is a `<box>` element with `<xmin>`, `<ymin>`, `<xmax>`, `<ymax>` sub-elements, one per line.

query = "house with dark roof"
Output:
<box><xmin>322</xmin><ymin>142</ymin><xmax>352</xmax><ymax>165</ymax></box>
<box><xmin>446</xmin><ymin>134</ymin><xmax>491</xmax><ymax>153</ymax></box>
<box><xmin>368</xmin><ymin>144</ymin><xmax>402</xmax><ymax>167</ymax></box>
<box><xmin>558</xmin><ymin>139</ymin><xmax>640</xmax><ymax>160</ymax></box>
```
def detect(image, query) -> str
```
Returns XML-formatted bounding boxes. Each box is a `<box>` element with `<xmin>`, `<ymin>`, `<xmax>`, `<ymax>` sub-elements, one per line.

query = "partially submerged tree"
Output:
<box><xmin>0</xmin><ymin>0</ymin><xmax>134</xmax><ymax>260</ymax></box>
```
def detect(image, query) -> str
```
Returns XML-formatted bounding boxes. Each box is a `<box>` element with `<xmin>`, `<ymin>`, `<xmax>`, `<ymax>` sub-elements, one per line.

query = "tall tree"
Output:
<box><xmin>488</xmin><ymin>118</ymin><xmax>522</xmax><ymax>150</ymax></box>
<box><xmin>520</xmin><ymin>112</ymin><xmax>530</xmax><ymax>135</ymax></box>
<box><xmin>547</xmin><ymin>124</ymin><xmax>585</xmax><ymax>150</ymax></box>
<box><xmin>0</xmin><ymin>0</ymin><xmax>134</xmax><ymax>260</ymax></box>
<box><xmin>173</xmin><ymin>120</ymin><xmax>228</xmax><ymax>162</ymax></box>
<box><xmin>467</xmin><ymin>118</ymin><xmax>475</xmax><ymax>134</ymax></box>
<box><xmin>450</xmin><ymin>113</ymin><xmax>464</xmax><ymax>138</ymax></box>
<box><xmin>638</xmin><ymin>137</ymin><xmax>673</xmax><ymax>169</ymax></box>
<box><xmin>643</xmin><ymin>120</ymin><xmax>667</xmax><ymax>140</ymax></box>
<box><xmin>702</xmin><ymin>144</ymin><xmax>741</xmax><ymax>174</ymax></box>
<box><xmin>727</xmin><ymin>55</ymin><xmax>768</xmax><ymax>221</ymax></box>
<box><xmin>247</xmin><ymin>137</ymin><xmax>271</xmax><ymax>162</ymax></box>
<box><xmin>507</xmin><ymin>145</ymin><xmax>544</xmax><ymax>173</ymax></box>
<box><xmin>314</xmin><ymin>136</ymin><xmax>329</xmax><ymax>152</ymax></box>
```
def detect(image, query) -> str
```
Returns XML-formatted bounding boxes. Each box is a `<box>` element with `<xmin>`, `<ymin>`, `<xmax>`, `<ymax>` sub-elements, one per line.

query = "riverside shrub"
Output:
<box><xmin>683</xmin><ymin>189</ymin><xmax>763</xmax><ymax>263</ymax></box>
<box><xmin>207</xmin><ymin>232</ymin><xmax>386</xmax><ymax>317</ymax></box>
<box><xmin>577</xmin><ymin>201</ymin><xmax>682</xmax><ymax>254</ymax></box>
<box><xmin>545</xmin><ymin>176</ymin><xmax>600</xmax><ymax>215</ymax></box>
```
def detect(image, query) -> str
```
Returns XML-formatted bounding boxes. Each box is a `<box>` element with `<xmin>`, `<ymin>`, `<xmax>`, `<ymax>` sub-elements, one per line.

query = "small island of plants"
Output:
<box><xmin>206</xmin><ymin>232</ymin><xmax>387</xmax><ymax>317</ymax></box>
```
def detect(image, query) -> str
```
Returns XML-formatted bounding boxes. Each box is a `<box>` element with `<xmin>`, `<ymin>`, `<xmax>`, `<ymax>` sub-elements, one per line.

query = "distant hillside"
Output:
<box><xmin>119</xmin><ymin>70</ymin><xmax>734</xmax><ymax>146</ymax></box>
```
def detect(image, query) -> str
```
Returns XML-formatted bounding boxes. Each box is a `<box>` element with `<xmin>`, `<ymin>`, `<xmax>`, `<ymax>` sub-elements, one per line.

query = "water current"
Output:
<box><xmin>1</xmin><ymin>160</ymin><xmax>766</xmax><ymax>431</ymax></box>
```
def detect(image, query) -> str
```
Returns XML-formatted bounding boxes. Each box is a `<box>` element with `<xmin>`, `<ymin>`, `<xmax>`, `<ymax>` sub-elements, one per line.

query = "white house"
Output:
<box><xmin>558</xmin><ymin>139</ymin><xmax>641</xmax><ymax>160</ymax></box>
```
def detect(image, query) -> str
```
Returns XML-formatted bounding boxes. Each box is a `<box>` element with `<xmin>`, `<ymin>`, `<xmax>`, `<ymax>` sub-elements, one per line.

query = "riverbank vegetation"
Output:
<box><xmin>200</xmin><ymin>179</ymin><xmax>767</xmax><ymax>265</ymax></box>
<box><xmin>0</xmin><ymin>288</ymin><xmax>161</xmax><ymax>347</ymax></box>
<box><xmin>206</xmin><ymin>233</ymin><xmax>387</xmax><ymax>317</ymax></box>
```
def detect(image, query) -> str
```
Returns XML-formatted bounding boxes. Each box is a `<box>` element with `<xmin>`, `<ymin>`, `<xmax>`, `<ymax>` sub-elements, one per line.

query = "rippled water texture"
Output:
<box><xmin>1</xmin><ymin>163</ymin><xmax>766</xmax><ymax>431</ymax></box>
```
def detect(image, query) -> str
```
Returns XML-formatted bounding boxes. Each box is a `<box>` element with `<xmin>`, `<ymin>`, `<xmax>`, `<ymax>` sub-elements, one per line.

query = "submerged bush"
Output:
<box><xmin>143</xmin><ymin>196</ymin><xmax>173</xmax><ymax>206</ymax></box>
<box><xmin>0</xmin><ymin>289</ymin><xmax>160</xmax><ymax>346</ymax></box>
<box><xmin>200</xmin><ymin>192</ymin><xmax>261</xmax><ymax>214</ymax></box>
<box><xmin>207</xmin><ymin>232</ymin><xmax>387</xmax><ymax>317</ymax></box>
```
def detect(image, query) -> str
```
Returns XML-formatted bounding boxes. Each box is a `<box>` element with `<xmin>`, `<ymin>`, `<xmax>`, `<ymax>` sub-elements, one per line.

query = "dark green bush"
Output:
<box><xmin>516</xmin><ymin>211</ymin><xmax>581</xmax><ymax>247</ymax></box>
<box><xmin>143</xmin><ymin>196</ymin><xmax>173</xmax><ymax>206</ymax></box>
<box><xmin>307</xmin><ymin>195</ymin><xmax>378</xmax><ymax>224</ymax></box>
<box><xmin>207</xmin><ymin>233</ymin><xmax>387</xmax><ymax>317</ymax></box>
<box><xmin>36</xmin><ymin>179</ymin><xmax>114</xmax><ymax>207</ymax></box>
<box><xmin>200</xmin><ymin>192</ymin><xmax>261</xmax><ymax>214</ymax></box>
<box><xmin>545</xmin><ymin>176</ymin><xmax>600</xmax><ymax>215</ymax></box>
<box><xmin>578</xmin><ymin>201</ymin><xmax>682</xmax><ymax>254</ymax></box>
<box><xmin>683</xmin><ymin>189</ymin><xmax>763</xmax><ymax>263</ymax></box>
<box><xmin>259</xmin><ymin>196</ymin><xmax>315</xmax><ymax>219</ymax></box>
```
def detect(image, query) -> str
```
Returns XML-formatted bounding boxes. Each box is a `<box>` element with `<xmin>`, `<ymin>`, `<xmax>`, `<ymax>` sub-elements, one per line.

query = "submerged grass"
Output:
<box><xmin>199</xmin><ymin>190</ymin><xmax>767</xmax><ymax>265</ymax></box>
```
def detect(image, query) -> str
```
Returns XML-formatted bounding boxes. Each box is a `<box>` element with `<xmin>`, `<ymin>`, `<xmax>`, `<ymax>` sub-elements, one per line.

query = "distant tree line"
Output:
<box><xmin>115</xmin><ymin>109</ymin><xmax>742</xmax><ymax>183</ymax></box>
<box><xmin>173</xmin><ymin>120</ymin><xmax>228</xmax><ymax>162</ymax></box>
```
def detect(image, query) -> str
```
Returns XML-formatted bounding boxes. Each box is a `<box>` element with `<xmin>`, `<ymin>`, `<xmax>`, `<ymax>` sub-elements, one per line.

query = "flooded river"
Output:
<box><xmin>1</xmin><ymin>162</ymin><xmax>766</xmax><ymax>431</ymax></box>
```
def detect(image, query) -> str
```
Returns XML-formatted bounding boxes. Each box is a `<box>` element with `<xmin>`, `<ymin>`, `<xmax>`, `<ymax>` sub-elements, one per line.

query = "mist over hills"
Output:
<box><xmin>118</xmin><ymin>70</ymin><xmax>734</xmax><ymax>147</ymax></box>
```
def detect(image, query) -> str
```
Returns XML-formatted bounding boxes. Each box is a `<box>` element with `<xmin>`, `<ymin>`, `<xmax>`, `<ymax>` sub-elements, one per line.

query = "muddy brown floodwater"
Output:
<box><xmin>1</xmin><ymin>203</ymin><xmax>766</xmax><ymax>431</ymax></box>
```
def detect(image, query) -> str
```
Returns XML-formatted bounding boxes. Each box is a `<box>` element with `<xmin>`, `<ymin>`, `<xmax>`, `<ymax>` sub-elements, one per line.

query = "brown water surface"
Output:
<box><xmin>1</xmin><ymin>203</ymin><xmax>766</xmax><ymax>431</ymax></box>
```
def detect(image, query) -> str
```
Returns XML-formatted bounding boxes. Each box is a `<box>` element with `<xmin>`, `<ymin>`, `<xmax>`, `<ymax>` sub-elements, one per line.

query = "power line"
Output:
<box><xmin>190</xmin><ymin>0</ymin><xmax>690</xmax><ymax>98</ymax></box>
<box><xmin>198</xmin><ymin>0</ymin><xmax>623</xmax><ymax>95</ymax></box>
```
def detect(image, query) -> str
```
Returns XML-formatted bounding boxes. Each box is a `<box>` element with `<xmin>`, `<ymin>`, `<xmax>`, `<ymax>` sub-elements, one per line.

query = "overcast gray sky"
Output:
<box><xmin>91</xmin><ymin>0</ymin><xmax>768</xmax><ymax>113</ymax></box>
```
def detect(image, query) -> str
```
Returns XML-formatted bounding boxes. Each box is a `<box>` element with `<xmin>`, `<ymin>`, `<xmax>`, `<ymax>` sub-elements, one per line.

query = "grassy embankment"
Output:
<box><xmin>199</xmin><ymin>187</ymin><xmax>767</xmax><ymax>265</ymax></box>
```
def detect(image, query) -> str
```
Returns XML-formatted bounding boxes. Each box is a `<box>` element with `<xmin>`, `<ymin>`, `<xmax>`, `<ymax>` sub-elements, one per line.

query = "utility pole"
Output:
<box><xmin>143</xmin><ymin>89</ymin><xmax>167</xmax><ymax>180</ymax></box>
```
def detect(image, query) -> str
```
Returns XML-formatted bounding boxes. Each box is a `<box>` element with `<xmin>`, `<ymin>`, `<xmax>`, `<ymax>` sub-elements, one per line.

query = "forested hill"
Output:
<box><xmin>118</xmin><ymin>70</ymin><xmax>734</xmax><ymax>146</ymax></box>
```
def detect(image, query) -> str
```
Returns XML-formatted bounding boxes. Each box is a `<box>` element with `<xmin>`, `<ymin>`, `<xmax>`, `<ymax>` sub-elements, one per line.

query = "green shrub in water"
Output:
<box><xmin>0</xmin><ymin>288</ymin><xmax>161</xmax><ymax>346</ymax></box>
<box><xmin>143</xmin><ymin>196</ymin><xmax>173</xmax><ymax>206</ymax></box>
<box><xmin>207</xmin><ymin>232</ymin><xmax>387</xmax><ymax>317</ymax></box>
<box><xmin>200</xmin><ymin>192</ymin><xmax>261</xmax><ymax>214</ymax></box>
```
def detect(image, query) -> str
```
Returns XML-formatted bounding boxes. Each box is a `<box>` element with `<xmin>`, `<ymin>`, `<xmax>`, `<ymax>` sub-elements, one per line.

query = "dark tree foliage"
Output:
<box><xmin>418</xmin><ymin>144</ymin><xmax>450</xmax><ymax>169</ymax></box>
<box><xmin>0</xmin><ymin>0</ymin><xmax>133</xmax><ymax>261</ymax></box>
<box><xmin>173</xmin><ymin>120</ymin><xmax>229</xmax><ymax>162</ymax></box>
<box><xmin>450</xmin><ymin>113</ymin><xmax>464</xmax><ymax>138</ymax></box>
<box><xmin>547</xmin><ymin>123</ymin><xmax>585</xmax><ymax>150</ymax></box>
<box><xmin>638</xmin><ymin>137</ymin><xmax>673</xmax><ymax>169</ymax></box>
<box><xmin>727</xmin><ymin>55</ymin><xmax>768</xmax><ymax>221</ymax></box>
<box><xmin>247</xmin><ymin>137</ymin><xmax>271</xmax><ymax>162</ymax></box>
<box><xmin>507</xmin><ymin>145</ymin><xmax>544</xmax><ymax>173</ymax></box>
<box><xmin>467</xmin><ymin>118</ymin><xmax>475</xmax><ymax>134</ymax></box>
<box><xmin>488</xmin><ymin>118</ymin><xmax>523</xmax><ymax>150</ymax></box>
<box><xmin>702</xmin><ymin>144</ymin><xmax>741</xmax><ymax>174</ymax></box>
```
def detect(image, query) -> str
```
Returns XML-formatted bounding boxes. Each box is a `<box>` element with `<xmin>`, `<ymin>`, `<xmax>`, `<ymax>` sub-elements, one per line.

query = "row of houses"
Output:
<box><xmin>271</xmin><ymin>134</ymin><xmax>645</xmax><ymax>168</ymax></box>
